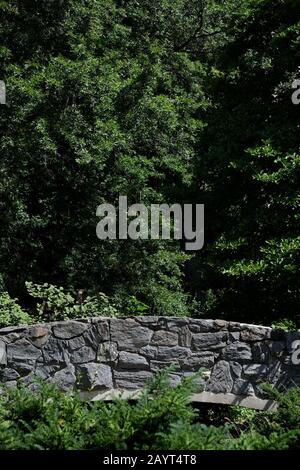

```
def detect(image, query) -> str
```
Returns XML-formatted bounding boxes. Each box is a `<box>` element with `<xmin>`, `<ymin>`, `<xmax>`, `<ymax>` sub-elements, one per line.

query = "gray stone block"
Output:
<box><xmin>151</xmin><ymin>330</ymin><xmax>178</xmax><ymax>347</ymax></box>
<box><xmin>240</xmin><ymin>326</ymin><xmax>271</xmax><ymax>342</ymax></box>
<box><xmin>111</xmin><ymin>318</ymin><xmax>152</xmax><ymax>351</ymax></box>
<box><xmin>156</xmin><ymin>346</ymin><xmax>190</xmax><ymax>361</ymax></box>
<box><xmin>118</xmin><ymin>351</ymin><xmax>149</xmax><ymax>370</ymax></box>
<box><xmin>0</xmin><ymin>368</ymin><xmax>20</xmax><ymax>382</ymax></box>
<box><xmin>7</xmin><ymin>338</ymin><xmax>41</xmax><ymax>370</ymax></box>
<box><xmin>243</xmin><ymin>364</ymin><xmax>270</xmax><ymax>378</ymax></box>
<box><xmin>67</xmin><ymin>335</ymin><xmax>87</xmax><ymax>351</ymax></box>
<box><xmin>232</xmin><ymin>379</ymin><xmax>255</xmax><ymax>396</ymax></box>
<box><xmin>82</xmin><ymin>325</ymin><xmax>106</xmax><ymax>349</ymax></box>
<box><xmin>168</xmin><ymin>373</ymin><xmax>182</xmax><ymax>387</ymax></box>
<box><xmin>0</xmin><ymin>326</ymin><xmax>27</xmax><ymax>334</ymax></box>
<box><xmin>49</xmin><ymin>365</ymin><xmax>76</xmax><ymax>391</ymax></box>
<box><xmin>52</xmin><ymin>321</ymin><xmax>88</xmax><ymax>339</ymax></box>
<box><xmin>97</xmin><ymin>342</ymin><xmax>119</xmax><ymax>363</ymax></box>
<box><xmin>206</xmin><ymin>361</ymin><xmax>233</xmax><ymax>393</ymax></box>
<box><xmin>192</xmin><ymin>332</ymin><xmax>228</xmax><ymax>351</ymax></box>
<box><xmin>181</xmin><ymin>352</ymin><xmax>215</xmax><ymax>371</ymax></box>
<box><xmin>27</xmin><ymin>326</ymin><xmax>50</xmax><ymax>348</ymax></box>
<box><xmin>43</xmin><ymin>337</ymin><xmax>69</xmax><ymax>364</ymax></box>
<box><xmin>70</xmin><ymin>346</ymin><xmax>96</xmax><ymax>364</ymax></box>
<box><xmin>214</xmin><ymin>320</ymin><xmax>229</xmax><ymax>330</ymax></box>
<box><xmin>229</xmin><ymin>332</ymin><xmax>240</xmax><ymax>342</ymax></box>
<box><xmin>178</xmin><ymin>326</ymin><xmax>192</xmax><ymax>348</ymax></box>
<box><xmin>139</xmin><ymin>345</ymin><xmax>158</xmax><ymax>359</ymax></box>
<box><xmin>114</xmin><ymin>370</ymin><xmax>153</xmax><ymax>390</ymax></box>
<box><xmin>230</xmin><ymin>361</ymin><xmax>242</xmax><ymax>379</ymax></box>
<box><xmin>35</xmin><ymin>365</ymin><xmax>61</xmax><ymax>379</ymax></box>
<box><xmin>189</xmin><ymin>319</ymin><xmax>218</xmax><ymax>333</ymax></box>
<box><xmin>77</xmin><ymin>363</ymin><xmax>113</xmax><ymax>390</ymax></box>
<box><xmin>223</xmin><ymin>342</ymin><xmax>252</xmax><ymax>362</ymax></box>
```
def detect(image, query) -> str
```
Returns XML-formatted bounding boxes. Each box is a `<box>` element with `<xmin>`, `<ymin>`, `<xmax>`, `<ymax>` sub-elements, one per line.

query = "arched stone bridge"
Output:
<box><xmin>1</xmin><ymin>317</ymin><xmax>299</xmax><ymax>410</ymax></box>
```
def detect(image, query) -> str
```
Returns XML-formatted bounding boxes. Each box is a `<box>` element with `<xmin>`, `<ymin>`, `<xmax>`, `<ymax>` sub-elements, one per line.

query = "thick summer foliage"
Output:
<box><xmin>0</xmin><ymin>371</ymin><xmax>299</xmax><ymax>450</ymax></box>
<box><xmin>0</xmin><ymin>1</ymin><xmax>299</xmax><ymax>323</ymax></box>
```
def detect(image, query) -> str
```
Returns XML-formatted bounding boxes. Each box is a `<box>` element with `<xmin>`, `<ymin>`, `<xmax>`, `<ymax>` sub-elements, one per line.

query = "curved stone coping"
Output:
<box><xmin>0</xmin><ymin>316</ymin><xmax>299</xmax><ymax>408</ymax></box>
<box><xmin>80</xmin><ymin>389</ymin><xmax>277</xmax><ymax>411</ymax></box>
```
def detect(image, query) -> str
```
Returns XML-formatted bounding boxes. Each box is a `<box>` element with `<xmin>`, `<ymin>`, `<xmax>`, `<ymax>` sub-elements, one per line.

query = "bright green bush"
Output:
<box><xmin>0</xmin><ymin>371</ymin><xmax>299</xmax><ymax>450</ymax></box>
<box><xmin>0</xmin><ymin>291</ymin><xmax>33</xmax><ymax>328</ymax></box>
<box><xmin>25</xmin><ymin>281</ymin><xmax>119</xmax><ymax>321</ymax></box>
<box><xmin>271</xmin><ymin>319</ymin><xmax>299</xmax><ymax>332</ymax></box>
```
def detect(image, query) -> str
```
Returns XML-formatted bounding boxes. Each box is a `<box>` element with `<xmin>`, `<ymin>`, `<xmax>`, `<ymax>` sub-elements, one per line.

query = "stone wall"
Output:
<box><xmin>0</xmin><ymin>317</ymin><xmax>299</xmax><ymax>408</ymax></box>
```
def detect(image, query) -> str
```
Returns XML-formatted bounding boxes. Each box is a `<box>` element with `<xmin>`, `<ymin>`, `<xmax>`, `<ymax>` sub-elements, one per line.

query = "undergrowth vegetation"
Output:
<box><xmin>0</xmin><ymin>371</ymin><xmax>299</xmax><ymax>450</ymax></box>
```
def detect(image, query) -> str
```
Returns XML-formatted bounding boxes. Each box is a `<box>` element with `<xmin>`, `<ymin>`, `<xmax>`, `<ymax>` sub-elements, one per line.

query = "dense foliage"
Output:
<box><xmin>0</xmin><ymin>0</ymin><xmax>299</xmax><ymax>324</ymax></box>
<box><xmin>0</xmin><ymin>371</ymin><xmax>299</xmax><ymax>450</ymax></box>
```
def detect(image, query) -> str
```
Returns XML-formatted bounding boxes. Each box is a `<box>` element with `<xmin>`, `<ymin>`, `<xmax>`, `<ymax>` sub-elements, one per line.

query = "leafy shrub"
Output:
<box><xmin>0</xmin><ymin>281</ymin><xmax>157</xmax><ymax>328</ymax></box>
<box><xmin>25</xmin><ymin>282</ymin><xmax>119</xmax><ymax>322</ymax></box>
<box><xmin>0</xmin><ymin>292</ymin><xmax>33</xmax><ymax>328</ymax></box>
<box><xmin>271</xmin><ymin>319</ymin><xmax>299</xmax><ymax>332</ymax></box>
<box><xmin>261</xmin><ymin>385</ymin><xmax>300</xmax><ymax>433</ymax></box>
<box><xmin>112</xmin><ymin>295</ymin><xmax>150</xmax><ymax>316</ymax></box>
<box><xmin>0</xmin><ymin>371</ymin><xmax>299</xmax><ymax>450</ymax></box>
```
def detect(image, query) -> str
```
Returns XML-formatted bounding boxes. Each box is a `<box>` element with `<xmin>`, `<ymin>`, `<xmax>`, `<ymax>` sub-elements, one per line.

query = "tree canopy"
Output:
<box><xmin>0</xmin><ymin>0</ymin><xmax>299</xmax><ymax>324</ymax></box>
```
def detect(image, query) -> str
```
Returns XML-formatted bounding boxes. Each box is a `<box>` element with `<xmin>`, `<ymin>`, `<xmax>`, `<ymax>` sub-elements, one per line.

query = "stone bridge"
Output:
<box><xmin>0</xmin><ymin>317</ymin><xmax>299</xmax><ymax>410</ymax></box>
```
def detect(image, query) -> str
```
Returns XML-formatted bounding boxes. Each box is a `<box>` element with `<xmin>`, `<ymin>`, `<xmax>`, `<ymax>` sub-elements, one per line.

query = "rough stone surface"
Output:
<box><xmin>243</xmin><ymin>364</ymin><xmax>270</xmax><ymax>378</ymax></box>
<box><xmin>111</xmin><ymin>318</ymin><xmax>152</xmax><ymax>351</ymax></box>
<box><xmin>206</xmin><ymin>361</ymin><xmax>233</xmax><ymax>393</ymax></box>
<box><xmin>77</xmin><ymin>363</ymin><xmax>113</xmax><ymax>390</ymax></box>
<box><xmin>7</xmin><ymin>338</ymin><xmax>41</xmax><ymax>371</ymax></box>
<box><xmin>52</xmin><ymin>321</ymin><xmax>88</xmax><ymax>340</ymax></box>
<box><xmin>83</xmin><ymin>322</ymin><xmax>110</xmax><ymax>348</ymax></box>
<box><xmin>67</xmin><ymin>335</ymin><xmax>87</xmax><ymax>351</ymax></box>
<box><xmin>156</xmin><ymin>346</ymin><xmax>190</xmax><ymax>361</ymax></box>
<box><xmin>189</xmin><ymin>319</ymin><xmax>217</xmax><ymax>333</ymax></box>
<box><xmin>0</xmin><ymin>367</ymin><xmax>20</xmax><ymax>382</ymax></box>
<box><xmin>28</xmin><ymin>326</ymin><xmax>50</xmax><ymax>348</ymax></box>
<box><xmin>114</xmin><ymin>370</ymin><xmax>153</xmax><ymax>390</ymax></box>
<box><xmin>230</xmin><ymin>362</ymin><xmax>242</xmax><ymax>379</ymax></box>
<box><xmin>49</xmin><ymin>365</ymin><xmax>76</xmax><ymax>391</ymax></box>
<box><xmin>97</xmin><ymin>342</ymin><xmax>119</xmax><ymax>363</ymax></box>
<box><xmin>181</xmin><ymin>353</ymin><xmax>215</xmax><ymax>371</ymax></box>
<box><xmin>35</xmin><ymin>365</ymin><xmax>61</xmax><ymax>379</ymax></box>
<box><xmin>0</xmin><ymin>326</ymin><xmax>27</xmax><ymax>334</ymax></box>
<box><xmin>43</xmin><ymin>338</ymin><xmax>69</xmax><ymax>364</ymax></box>
<box><xmin>139</xmin><ymin>346</ymin><xmax>157</xmax><ymax>359</ymax></box>
<box><xmin>118</xmin><ymin>351</ymin><xmax>149</xmax><ymax>370</ymax></box>
<box><xmin>151</xmin><ymin>330</ymin><xmax>178</xmax><ymax>347</ymax></box>
<box><xmin>229</xmin><ymin>332</ymin><xmax>240</xmax><ymax>342</ymax></box>
<box><xmin>192</xmin><ymin>332</ymin><xmax>227</xmax><ymax>351</ymax></box>
<box><xmin>0</xmin><ymin>317</ymin><xmax>298</xmax><ymax>407</ymax></box>
<box><xmin>70</xmin><ymin>346</ymin><xmax>96</xmax><ymax>364</ymax></box>
<box><xmin>223</xmin><ymin>342</ymin><xmax>252</xmax><ymax>362</ymax></box>
<box><xmin>232</xmin><ymin>379</ymin><xmax>255</xmax><ymax>396</ymax></box>
<box><xmin>240</xmin><ymin>326</ymin><xmax>271</xmax><ymax>342</ymax></box>
<box><xmin>178</xmin><ymin>326</ymin><xmax>192</xmax><ymax>348</ymax></box>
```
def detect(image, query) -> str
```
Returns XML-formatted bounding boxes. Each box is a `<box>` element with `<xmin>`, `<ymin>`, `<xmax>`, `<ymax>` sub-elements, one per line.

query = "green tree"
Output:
<box><xmin>0</xmin><ymin>0</ymin><xmax>211</xmax><ymax>315</ymax></box>
<box><xmin>192</xmin><ymin>0</ymin><xmax>300</xmax><ymax>324</ymax></box>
